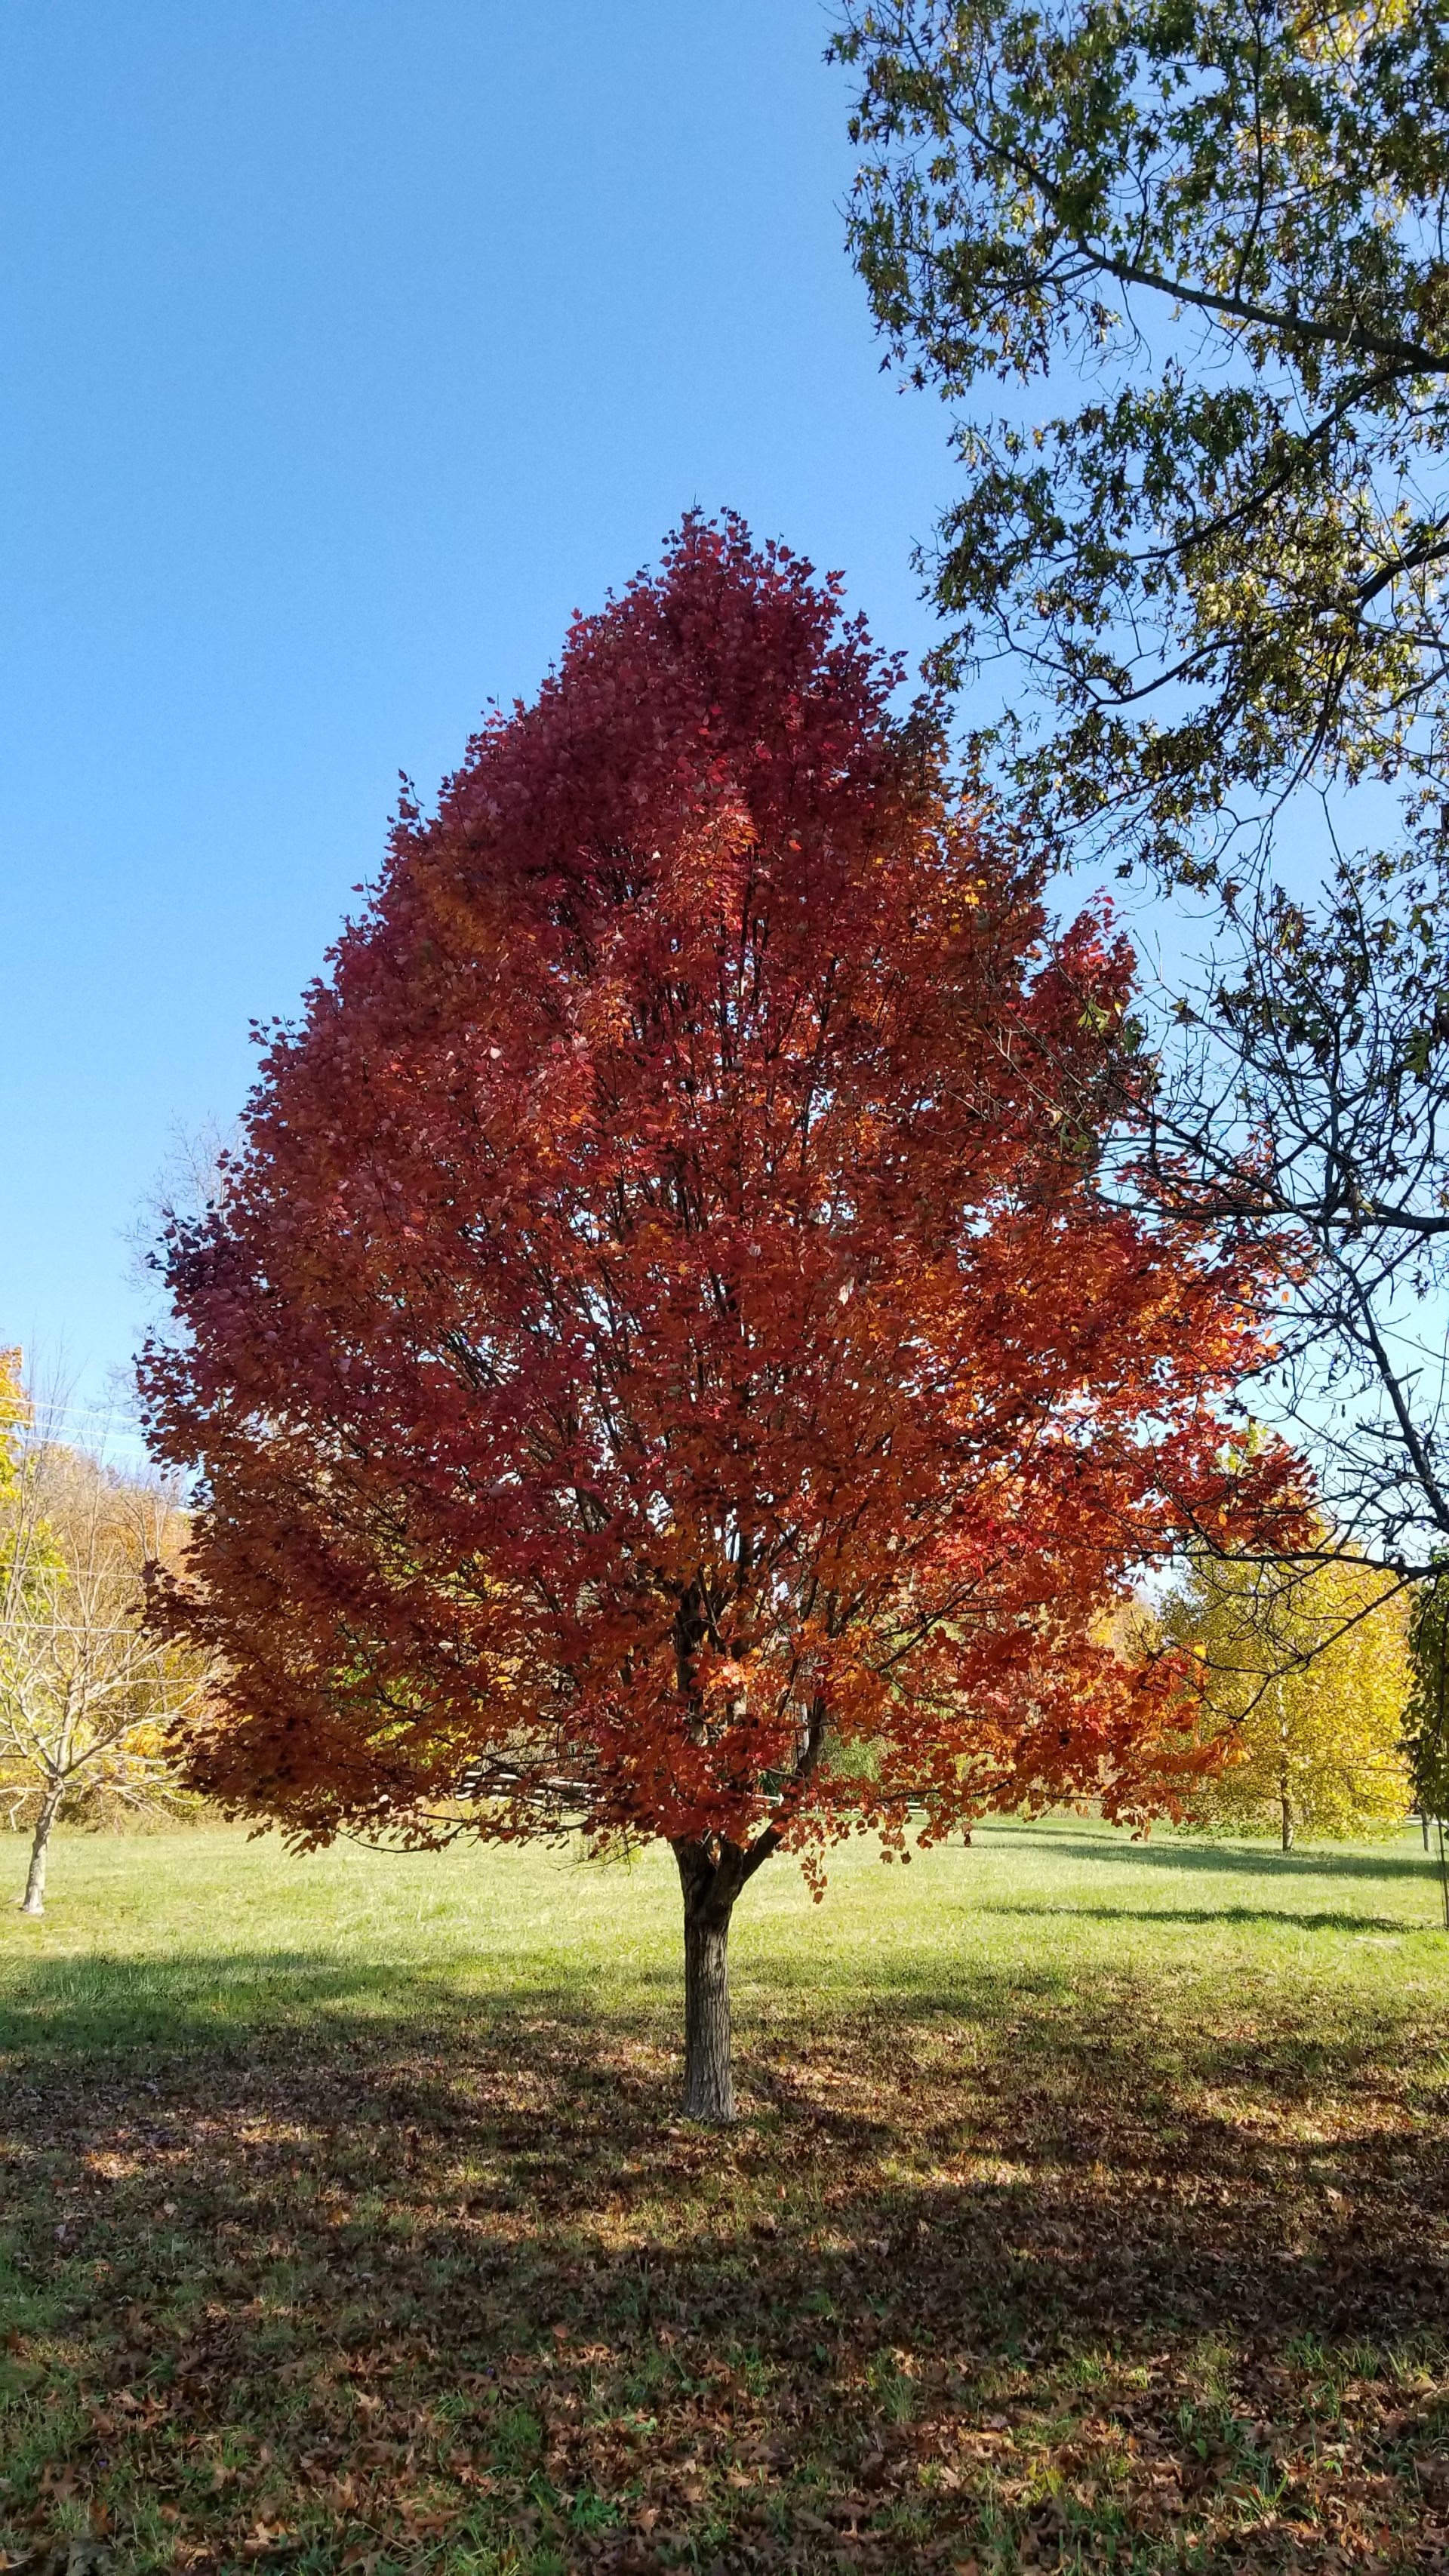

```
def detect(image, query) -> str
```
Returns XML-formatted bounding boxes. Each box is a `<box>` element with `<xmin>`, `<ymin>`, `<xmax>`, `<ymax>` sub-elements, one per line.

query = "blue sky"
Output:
<box><xmin>0</xmin><ymin>2</ymin><xmax>954</xmax><ymax>1444</ymax></box>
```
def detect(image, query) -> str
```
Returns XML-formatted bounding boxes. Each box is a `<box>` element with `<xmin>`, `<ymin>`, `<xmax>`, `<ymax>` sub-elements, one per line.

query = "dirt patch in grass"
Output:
<box><xmin>2</xmin><ymin>1955</ymin><xmax>1447</xmax><ymax>2574</ymax></box>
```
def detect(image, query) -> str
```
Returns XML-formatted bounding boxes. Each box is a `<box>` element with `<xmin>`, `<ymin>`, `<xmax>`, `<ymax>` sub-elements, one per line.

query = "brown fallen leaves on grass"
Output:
<box><xmin>2</xmin><ymin>1993</ymin><xmax>1448</xmax><ymax>2575</ymax></box>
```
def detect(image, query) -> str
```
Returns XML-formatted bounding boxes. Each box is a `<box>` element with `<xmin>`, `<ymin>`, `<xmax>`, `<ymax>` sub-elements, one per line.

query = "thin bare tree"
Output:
<box><xmin>1</xmin><ymin>1378</ymin><xmax>209</xmax><ymax>1915</ymax></box>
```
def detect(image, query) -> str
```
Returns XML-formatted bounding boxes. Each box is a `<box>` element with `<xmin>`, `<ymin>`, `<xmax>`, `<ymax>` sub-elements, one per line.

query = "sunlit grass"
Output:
<box><xmin>3</xmin><ymin>1810</ymin><xmax>1443</xmax><ymax>2039</ymax></box>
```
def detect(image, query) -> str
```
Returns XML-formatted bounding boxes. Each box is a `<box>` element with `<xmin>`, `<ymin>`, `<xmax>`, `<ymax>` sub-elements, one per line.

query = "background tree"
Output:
<box><xmin>1406</xmin><ymin>1571</ymin><xmax>1449</xmax><ymax>1921</ymax></box>
<box><xmin>1134</xmin><ymin>848</ymin><xmax>1449</xmax><ymax>1577</ymax></box>
<box><xmin>833</xmin><ymin>0</ymin><xmax>1449</xmax><ymax>886</ymax></box>
<box><xmin>834</xmin><ymin>0</ymin><xmax>1449</xmax><ymax>1589</ymax></box>
<box><xmin>144</xmin><ymin>519</ymin><xmax>1299</xmax><ymax>2120</ymax></box>
<box><xmin>1</xmin><ymin>1381</ymin><xmax>208</xmax><ymax>1916</ymax></box>
<box><xmin>0</xmin><ymin>1350</ymin><xmax>24</xmax><ymax>1482</ymax></box>
<box><xmin>1164</xmin><ymin>1542</ymin><xmax>1411</xmax><ymax>1847</ymax></box>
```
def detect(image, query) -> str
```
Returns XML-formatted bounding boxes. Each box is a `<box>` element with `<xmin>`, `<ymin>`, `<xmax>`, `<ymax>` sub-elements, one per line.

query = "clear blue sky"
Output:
<box><xmin>0</xmin><ymin>2</ymin><xmax>953</xmax><ymax>1442</ymax></box>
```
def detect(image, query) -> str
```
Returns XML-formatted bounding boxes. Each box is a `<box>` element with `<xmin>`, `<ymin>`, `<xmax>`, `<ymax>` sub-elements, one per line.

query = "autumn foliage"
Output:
<box><xmin>144</xmin><ymin>519</ymin><xmax>1296</xmax><ymax>2109</ymax></box>
<box><xmin>1166</xmin><ymin>1541</ymin><xmax>1411</xmax><ymax>1848</ymax></box>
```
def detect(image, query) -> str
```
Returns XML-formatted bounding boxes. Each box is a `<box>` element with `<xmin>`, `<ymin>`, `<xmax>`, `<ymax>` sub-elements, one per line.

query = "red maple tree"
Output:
<box><xmin>144</xmin><ymin>518</ymin><xmax>1297</xmax><ymax>2117</ymax></box>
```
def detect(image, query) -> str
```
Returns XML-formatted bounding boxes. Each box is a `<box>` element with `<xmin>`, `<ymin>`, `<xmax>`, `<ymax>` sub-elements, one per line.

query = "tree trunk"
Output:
<box><xmin>1280</xmin><ymin>1792</ymin><xmax>1294</xmax><ymax>1853</ymax></box>
<box><xmin>682</xmin><ymin>1901</ymin><xmax>734</xmax><ymax>2121</ymax></box>
<box><xmin>673</xmin><ymin>1838</ymin><xmax>761</xmax><ymax>2122</ymax></box>
<box><xmin>19</xmin><ymin>1786</ymin><xmax>63</xmax><ymax>1917</ymax></box>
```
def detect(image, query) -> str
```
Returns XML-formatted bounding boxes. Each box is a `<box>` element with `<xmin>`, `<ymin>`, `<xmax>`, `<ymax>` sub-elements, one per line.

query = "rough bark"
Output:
<box><xmin>1281</xmin><ymin>1792</ymin><xmax>1294</xmax><ymax>1853</ymax></box>
<box><xmin>19</xmin><ymin>1785</ymin><xmax>63</xmax><ymax>1917</ymax></box>
<box><xmin>681</xmin><ymin>1900</ymin><xmax>734</xmax><ymax>2121</ymax></box>
<box><xmin>673</xmin><ymin>1835</ymin><xmax>774</xmax><ymax>2122</ymax></box>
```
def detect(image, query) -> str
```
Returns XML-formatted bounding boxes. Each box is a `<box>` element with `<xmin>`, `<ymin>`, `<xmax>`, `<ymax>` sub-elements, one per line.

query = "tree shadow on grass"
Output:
<box><xmin>0</xmin><ymin>1945</ymin><xmax>629</xmax><ymax>2063</ymax></box>
<box><xmin>3</xmin><ymin>1948</ymin><xmax>1447</xmax><ymax>2573</ymax></box>
<box><xmin>998</xmin><ymin>1825</ymin><xmax>1441</xmax><ymax>1887</ymax></box>
<box><xmin>985</xmin><ymin>1900</ymin><xmax>1419</xmax><ymax>1936</ymax></box>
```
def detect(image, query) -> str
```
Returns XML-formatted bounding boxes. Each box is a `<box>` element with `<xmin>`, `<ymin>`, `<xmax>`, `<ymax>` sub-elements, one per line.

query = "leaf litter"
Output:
<box><xmin>2</xmin><ymin>1977</ymin><xmax>1447</xmax><ymax>2574</ymax></box>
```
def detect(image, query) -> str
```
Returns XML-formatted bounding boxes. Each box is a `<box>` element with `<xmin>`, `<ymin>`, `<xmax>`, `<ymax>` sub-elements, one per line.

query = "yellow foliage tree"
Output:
<box><xmin>0</xmin><ymin>1350</ymin><xmax>23</xmax><ymax>1500</ymax></box>
<box><xmin>1</xmin><ymin>1369</ymin><xmax>211</xmax><ymax>1915</ymax></box>
<box><xmin>1164</xmin><ymin>1548</ymin><xmax>1412</xmax><ymax>1848</ymax></box>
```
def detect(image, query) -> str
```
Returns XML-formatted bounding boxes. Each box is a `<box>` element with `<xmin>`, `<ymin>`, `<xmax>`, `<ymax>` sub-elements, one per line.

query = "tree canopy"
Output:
<box><xmin>834</xmin><ymin>0</ymin><xmax>1449</xmax><ymax>882</ymax></box>
<box><xmin>1164</xmin><ymin>1541</ymin><xmax>1411</xmax><ymax>1845</ymax></box>
<box><xmin>834</xmin><ymin>2</ymin><xmax>1449</xmax><ymax>1587</ymax></box>
<box><xmin>144</xmin><ymin>519</ymin><xmax>1299</xmax><ymax>2112</ymax></box>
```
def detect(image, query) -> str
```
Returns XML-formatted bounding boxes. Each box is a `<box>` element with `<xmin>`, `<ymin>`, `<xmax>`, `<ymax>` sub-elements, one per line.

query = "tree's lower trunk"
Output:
<box><xmin>1281</xmin><ymin>1793</ymin><xmax>1294</xmax><ymax>1854</ymax></box>
<box><xmin>19</xmin><ymin>1787</ymin><xmax>63</xmax><ymax>1917</ymax></box>
<box><xmin>673</xmin><ymin>1836</ymin><xmax>767</xmax><ymax>2122</ymax></box>
<box><xmin>682</xmin><ymin>1901</ymin><xmax>734</xmax><ymax>2121</ymax></box>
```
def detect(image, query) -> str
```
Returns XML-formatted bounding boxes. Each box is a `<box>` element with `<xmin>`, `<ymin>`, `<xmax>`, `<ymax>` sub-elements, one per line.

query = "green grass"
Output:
<box><xmin>2</xmin><ymin>1817</ymin><xmax>1447</xmax><ymax>2574</ymax></box>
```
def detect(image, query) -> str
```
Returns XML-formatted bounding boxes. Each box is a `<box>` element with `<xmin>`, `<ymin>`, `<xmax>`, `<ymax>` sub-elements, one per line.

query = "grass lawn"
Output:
<box><xmin>2</xmin><ymin>1817</ymin><xmax>1447</xmax><ymax>2574</ymax></box>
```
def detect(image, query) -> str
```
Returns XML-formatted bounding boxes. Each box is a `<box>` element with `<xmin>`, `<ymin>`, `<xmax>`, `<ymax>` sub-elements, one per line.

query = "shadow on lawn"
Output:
<box><xmin>0</xmin><ymin>1945</ymin><xmax>626</xmax><ymax>2060</ymax></box>
<box><xmin>3</xmin><ymin>1948</ymin><xmax>1448</xmax><ymax>2572</ymax></box>
<box><xmin>1000</xmin><ymin>1825</ymin><xmax>1441</xmax><ymax>1888</ymax></box>
<box><xmin>0</xmin><ymin>1944</ymin><xmax>1440</xmax><ymax>2285</ymax></box>
<box><xmin>986</xmin><ymin>1900</ymin><xmax>1419</xmax><ymax>1936</ymax></box>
